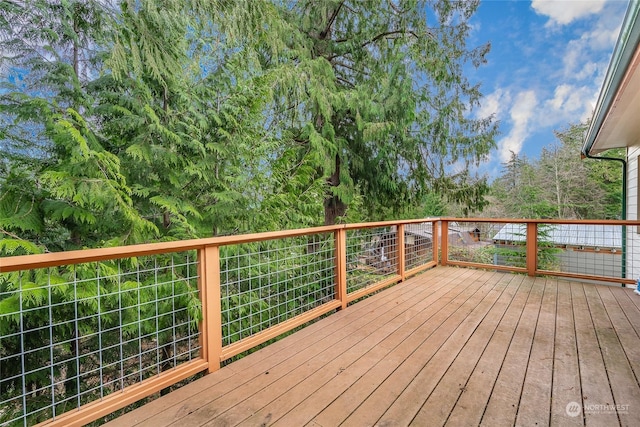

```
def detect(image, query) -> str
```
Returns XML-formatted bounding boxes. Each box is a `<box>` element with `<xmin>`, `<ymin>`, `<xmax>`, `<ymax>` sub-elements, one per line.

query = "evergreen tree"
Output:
<box><xmin>0</xmin><ymin>0</ymin><xmax>156</xmax><ymax>253</ymax></box>
<box><xmin>265</xmin><ymin>0</ymin><xmax>497</xmax><ymax>224</ymax></box>
<box><xmin>490</xmin><ymin>122</ymin><xmax>623</xmax><ymax>219</ymax></box>
<box><xmin>492</xmin><ymin>151</ymin><xmax>555</xmax><ymax>218</ymax></box>
<box><xmin>1</xmin><ymin>0</ymin><xmax>500</xmax><ymax>248</ymax></box>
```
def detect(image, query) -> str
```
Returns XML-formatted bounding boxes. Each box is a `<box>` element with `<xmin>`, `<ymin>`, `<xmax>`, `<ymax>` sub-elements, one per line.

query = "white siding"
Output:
<box><xmin>627</xmin><ymin>147</ymin><xmax>640</xmax><ymax>281</ymax></box>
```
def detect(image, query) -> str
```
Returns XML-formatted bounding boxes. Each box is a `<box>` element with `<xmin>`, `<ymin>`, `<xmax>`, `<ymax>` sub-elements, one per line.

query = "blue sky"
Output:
<box><xmin>467</xmin><ymin>0</ymin><xmax>629</xmax><ymax>178</ymax></box>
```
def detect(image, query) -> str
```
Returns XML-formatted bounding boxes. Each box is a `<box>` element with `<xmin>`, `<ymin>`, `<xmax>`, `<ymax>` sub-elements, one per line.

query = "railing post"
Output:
<box><xmin>198</xmin><ymin>245</ymin><xmax>222</xmax><ymax>373</ymax></box>
<box><xmin>397</xmin><ymin>224</ymin><xmax>406</xmax><ymax>281</ymax></box>
<box><xmin>440</xmin><ymin>220</ymin><xmax>449</xmax><ymax>266</ymax></box>
<box><xmin>526</xmin><ymin>222</ymin><xmax>538</xmax><ymax>277</ymax></box>
<box><xmin>335</xmin><ymin>228</ymin><xmax>348</xmax><ymax>310</ymax></box>
<box><xmin>431</xmin><ymin>220</ymin><xmax>439</xmax><ymax>265</ymax></box>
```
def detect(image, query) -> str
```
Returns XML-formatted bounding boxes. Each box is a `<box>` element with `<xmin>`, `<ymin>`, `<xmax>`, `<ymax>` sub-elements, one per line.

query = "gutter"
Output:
<box><xmin>582</xmin><ymin>1</ymin><xmax>640</xmax><ymax>158</ymax></box>
<box><xmin>581</xmin><ymin>1</ymin><xmax>640</xmax><ymax>281</ymax></box>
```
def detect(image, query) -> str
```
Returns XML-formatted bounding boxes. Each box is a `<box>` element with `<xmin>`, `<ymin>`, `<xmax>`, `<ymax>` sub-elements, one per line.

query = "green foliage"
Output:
<box><xmin>0</xmin><ymin>254</ymin><xmax>201</xmax><ymax>425</ymax></box>
<box><xmin>1</xmin><ymin>0</ymin><xmax>498</xmax><ymax>246</ymax></box>
<box><xmin>490</xmin><ymin>122</ymin><xmax>623</xmax><ymax>220</ymax></box>
<box><xmin>0</xmin><ymin>2</ymin><xmax>499</xmax><ymax>420</ymax></box>
<box><xmin>219</xmin><ymin>236</ymin><xmax>336</xmax><ymax>345</ymax></box>
<box><xmin>487</xmin><ymin>224</ymin><xmax>561</xmax><ymax>270</ymax></box>
<box><xmin>261</xmin><ymin>0</ymin><xmax>497</xmax><ymax>224</ymax></box>
<box><xmin>449</xmin><ymin>244</ymin><xmax>494</xmax><ymax>265</ymax></box>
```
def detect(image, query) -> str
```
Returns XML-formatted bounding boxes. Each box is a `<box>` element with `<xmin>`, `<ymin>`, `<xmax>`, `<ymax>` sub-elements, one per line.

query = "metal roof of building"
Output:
<box><xmin>403</xmin><ymin>223</ymin><xmax>434</xmax><ymax>239</ymax></box>
<box><xmin>492</xmin><ymin>224</ymin><xmax>622</xmax><ymax>248</ymax></box>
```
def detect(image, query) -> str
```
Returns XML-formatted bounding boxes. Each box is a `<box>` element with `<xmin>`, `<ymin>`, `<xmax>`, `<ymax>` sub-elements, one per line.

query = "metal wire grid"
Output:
<box><xmin>403</xmin><ymin>222</ymin><xmax>434</xmax><ymax>271</ymax></box>
<box><xmin>0</xmin><ymin>252</ymin><xmax>200</xmax><ymax>426</ymax></box>
<box><xmin>219</xmin><ymin>233</ymin><xmax>336</xmax><ymax>347</ymax></box>
<box><xmin>346</xmin><ymin>227</ymin><xmax>399</xmax><ymax>293</ymax></box>
<box><xmin>628</xmin><ymin>227</ymin><xmax>640</xmax><ymax>282</ymax></box>
<box><xmin>536</xmin><ymin>223</ymin><xmax>629</xmax><ymax>281</ymax></box>
<box><xmin>448</xmin><ymin>221</ymin><xmax>525</xmax><ymax>268</ymax></box>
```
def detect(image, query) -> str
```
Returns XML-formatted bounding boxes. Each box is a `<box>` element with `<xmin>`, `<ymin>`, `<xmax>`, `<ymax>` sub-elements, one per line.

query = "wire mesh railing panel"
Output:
<box><xmin>628</xmin><ymin>225</ymin><xmax>640</xmax><ymax>282</ymax></box>
<box><xmin>220</xmin><ymin>233</ymin><xmax>336</xmax><ymax>347</ymax></box>
<box><xmin>346</xmin><ymin>227</ymin><xmax>398</xmax><ymax>294</ymax></box>
<box><xmin>0</xmin><ymin>251</ymin><xmax>201</xmax><ymax>426</ymax></box>
<box><xmin>404</xmin><ymin>222</ymin><xmax>434</xmax><ymax>271</ymax></box>
<box><xmin>448</xmin><ymin>221</ymin><xmax>526</xmax><ymax>268</ymax></box>
<box><xmin>536</xmin><ymin>223</ymin><xmax>633</xmax><ymax>282</ymax></box>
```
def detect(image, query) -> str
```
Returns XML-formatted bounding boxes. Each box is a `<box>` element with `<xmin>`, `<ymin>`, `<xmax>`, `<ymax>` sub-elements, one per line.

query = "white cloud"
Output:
<box><xmin>548</xmin><ymin>84</ymin><xmax>572</xmax><ymax>111</ymax></box>
<box><xmin>573</xmin><ymin>61</ymin><xmax>599</xmax><ymax>81</ymax></box>
<box><xmin>476</xmin><ymin>88</ymin><xmax>509</xmax><ymax>120</ymax></box>
<box><xmin>498</xmin><ymin>90</ymin><xmax>538</xmax><ymax>162</ymax></box>
<box><xmin>532</xmin><ymin>0</ymin><xmax>606</xmax><ymax>26</ymax></box>
<box><xmin>542</xmin><ymin>84</ymin><xmax>593</xmax><ymax>126</ymax></box>
<box><xmin>478</xmin><ymin>0</ymin><xmax>627</xmax><ymax>179</ymax></box>
<box><xmin>585</xmin><ymin>19</ymin><xmax>621</xmax><ymax>50</ymax></box>
<box><xmin>562</xmin><ymin>15</ymin><xmax>622</xmax><ymax>79</ymax></box>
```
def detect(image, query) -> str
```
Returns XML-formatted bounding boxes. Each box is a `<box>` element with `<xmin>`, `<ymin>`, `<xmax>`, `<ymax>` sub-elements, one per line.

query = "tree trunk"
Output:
<box><xmin>554</xmin><ymin>156</ymin><xmax>562</xmax><ymax>218</ymax></box>
<box><xmin>72</xmin><ymin>3</ymin><xmax>81</xmax><ymax>79</ymax></box>
<box><xmin>324</xmin><ymin>154</ymin><xmax>346</xmax><ymax>225</ymax></box>
<box><xmin>324</xmin><ymin>196</ymin><xmax>346</xmax><ymax>225</ymax></box>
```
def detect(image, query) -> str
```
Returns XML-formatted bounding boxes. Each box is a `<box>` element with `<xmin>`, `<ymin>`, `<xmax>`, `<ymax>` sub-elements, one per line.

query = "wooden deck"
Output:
<box><xmin>106</xmin><ymin>266</ymin><xmax>640</xmax><ymax>427</ymax></box>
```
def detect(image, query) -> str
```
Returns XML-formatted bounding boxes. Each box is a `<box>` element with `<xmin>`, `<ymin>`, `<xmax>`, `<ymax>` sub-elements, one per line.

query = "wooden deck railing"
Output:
<box><xmin>0</xmin><ymin>218</ymin><xmax>637</xmax><ymax>426</ymax></box>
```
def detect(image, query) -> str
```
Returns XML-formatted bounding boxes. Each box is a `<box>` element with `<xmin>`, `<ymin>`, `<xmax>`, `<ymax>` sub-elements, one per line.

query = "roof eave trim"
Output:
<box><xmin>582</xmin><ymin>1</ymin><xmax>640</xmax><ymax>157</ymax></box>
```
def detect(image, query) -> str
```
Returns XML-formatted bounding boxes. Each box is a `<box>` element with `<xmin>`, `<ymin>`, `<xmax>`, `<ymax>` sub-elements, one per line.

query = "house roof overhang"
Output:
<box><xmin>583</xmin><ymin>2</ymin><xmax>640</xmax><ymax>156</ymax></box>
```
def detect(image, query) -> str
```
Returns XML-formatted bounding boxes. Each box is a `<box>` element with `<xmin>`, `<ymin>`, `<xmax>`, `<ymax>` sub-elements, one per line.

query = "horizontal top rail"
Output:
<box><xmin>0</xmin><ymin>224</ymin><xmax>340</xmax><ymax>272</ymax></box>
<box><xmin>445</xmin><ymin>217</ymin><xmax>640</xmax><ymax>226</ymax></box>
<box><xmin>0</xmin><ymin>219</ymin><xmax>440</xmax><ymax>272</ymax></box>
<box><xmin>2</xmin><ymin>217</ymin><xmax>638</xmax><ymax>272</ymax></box>
<box><xmin>342</xmin><ymin>218</ymin><xmax>438</xmax><ymax>229</ymax></box>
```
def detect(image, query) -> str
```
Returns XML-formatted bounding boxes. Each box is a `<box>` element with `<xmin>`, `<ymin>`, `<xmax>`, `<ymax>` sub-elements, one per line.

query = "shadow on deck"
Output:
<box><xmin>106</xmin><ymin>266</ymin><xmax>640</xmax><ymax>427</ymax></box>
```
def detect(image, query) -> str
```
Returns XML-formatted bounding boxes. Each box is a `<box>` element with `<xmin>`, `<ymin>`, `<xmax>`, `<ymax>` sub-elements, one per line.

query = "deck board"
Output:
<box><xmin>550</xmin><ymin>280</ymin><xmax>582</xmax><ymax>427</ymax></box>
<box><xmin>584</xmin><ymin>285</ymin><xmax>640</xmax><ymax>426</ymax></box>
<box><xmin>340</xmin><ymin>270</ymin><xmax>505</xmax><ymax>426</ymax></box>
<box><xmin>516</xmin><ymin>278</ymin><xmax>557</xmax><ymax>427</ymax></box>
<box><xmin>445</xmin><ymin>273</ymin><xmax>530</xmax><ymax>426</ymax></box>
<box><xmin>410</xmin><ymin>271</ymin><xmax>522</xmax><ymax>426</ymax></box>
<box><xmin>309</xmin><ymin>269</ymin><xmax>475</xmax><ymax>427</ymax></box>
<box><xmin>265</xmin><ymin>270</ymin><xmax>473</xmax><ymax>427</ymax></box>
<box><xmin>597</xmin><ymin>286</ymin><xmax>640</xmax><ymax>389</ymax></box>
<box><xmin>480</xmin><ymin>275</ymin><xmax>544</xmax><ymax>426</ymax></box>
<box><xmin>198</xmin><ymin>268</ymin><xmax>462</xmax><ymax>426</ymax></box>
<box><xmin>105</xmin><ymin>267</ymin><xmax>640</xmax><ymax>427</ymax></box>
<box><xmin>572</xmin><ymin>282</ymin><xmax>619</xmax><ymax>427</ymax></box>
